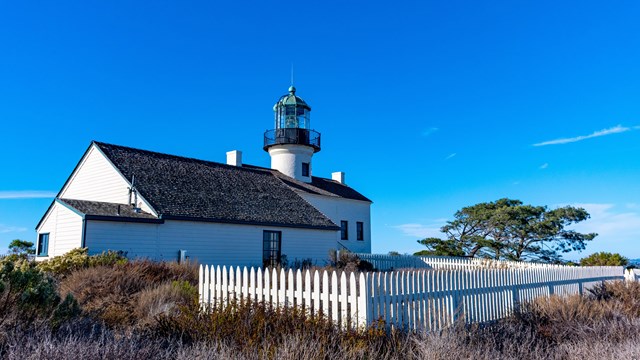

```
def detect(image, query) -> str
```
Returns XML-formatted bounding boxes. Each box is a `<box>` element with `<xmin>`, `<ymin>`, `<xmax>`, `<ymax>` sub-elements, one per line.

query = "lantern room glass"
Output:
<box><xmin>275</xmin><ymin>105</ymin><xmax>310</xmax><ymax>130</ymax></box>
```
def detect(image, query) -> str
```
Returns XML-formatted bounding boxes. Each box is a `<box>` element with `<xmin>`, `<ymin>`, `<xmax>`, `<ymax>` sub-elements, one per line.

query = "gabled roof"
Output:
<box><xmin>93</xmin><ymin>141</ymin><xmax>341</xmax><ymax>230</ymax></box>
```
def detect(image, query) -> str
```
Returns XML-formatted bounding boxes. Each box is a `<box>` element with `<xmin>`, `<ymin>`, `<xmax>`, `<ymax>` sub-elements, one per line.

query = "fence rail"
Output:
<box><xmin>354</xmin><ymin>253</ymin><xmax>571</xmax><ymax>271</ymax></box>
<box><xmin>199</xmin><ymin>264</ymin><xmax>624</xmax><ymax>331</ymax></box>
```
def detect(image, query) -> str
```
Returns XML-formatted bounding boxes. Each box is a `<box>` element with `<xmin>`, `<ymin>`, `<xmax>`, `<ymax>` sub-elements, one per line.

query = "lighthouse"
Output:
<box><xmin>263</xmin><ymin>86</ymin><xmax>321</xmax><ymax>183</ymax></box>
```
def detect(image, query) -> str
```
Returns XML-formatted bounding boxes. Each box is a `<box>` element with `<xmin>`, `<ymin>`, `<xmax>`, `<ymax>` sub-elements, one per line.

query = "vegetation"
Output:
<box><xmin>580</xmin><ymin>252</ymin><xmax>629</xmax><ymax>267</ymax></box>
<box><xmin>8</xmin><ymin>239</ymin><xmax>35</xmax><ymax>255</ymax></box>
<box><xmin>415</xmin><ymin>198</ymin><xmax>597</xmax><ymax>262</ymax></box>
<box><xmin>0</xmin><ymin>256</ymin><xmax>79</xmax><ymax>330</ymax></box>
<box><xmin>328</xmin><ymin>249</ymin><xmax>375</xmax><ymax>272</ymax></box>
<box><xmin>59</xmin><ymin>258</ymin><xmax>198</xmax><ymax>328</ymax></box>
<box><xmin>37</xmin><ymin>248</ymin><xmax>128</xmax><ymax>278</ymax></box>
<box><xmin>1</xmin><ymin>249</ymin><xmax>639</xmax><ymax>359</ymax></box>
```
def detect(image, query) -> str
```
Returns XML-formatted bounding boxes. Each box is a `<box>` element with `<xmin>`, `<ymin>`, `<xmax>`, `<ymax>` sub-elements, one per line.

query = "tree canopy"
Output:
<box><xmin>580</xmin><ymin>252</ymin><xmax>628</xmax><ymax>267</ymax></box>
<box><xmin>414</xmin><ymin>198</ymin><xmax>597</xmax><ymax>262</ymax></box>
<box><xmin>8</xmin><ymin>239</ymin><xmax>35</xmax><ymax>255</ymax></box>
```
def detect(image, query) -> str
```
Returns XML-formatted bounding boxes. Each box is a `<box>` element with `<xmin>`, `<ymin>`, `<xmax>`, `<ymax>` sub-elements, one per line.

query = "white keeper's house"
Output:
<box><xmin>35</xmin><ymin>86</ymin><xmax>372</xmax><ymax>267</ymax></box>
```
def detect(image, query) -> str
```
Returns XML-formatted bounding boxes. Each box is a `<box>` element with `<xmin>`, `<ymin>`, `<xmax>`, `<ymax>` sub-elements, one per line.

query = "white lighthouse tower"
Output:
<box><xmin>263</xmin><ymin>86</ymin><xmax>321</xmax><ymax>183</ymax></box>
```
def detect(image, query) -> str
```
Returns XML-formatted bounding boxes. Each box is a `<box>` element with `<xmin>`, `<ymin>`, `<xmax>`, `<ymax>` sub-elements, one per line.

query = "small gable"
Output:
<box><xmin>58</xmin><ymin>143</ymin><xmax>155</xmax><ymax>215</ymax></box>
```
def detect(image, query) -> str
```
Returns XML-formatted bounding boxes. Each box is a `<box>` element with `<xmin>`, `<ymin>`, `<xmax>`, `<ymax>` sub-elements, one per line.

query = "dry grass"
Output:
<box><xmin>515</xmin><ymin>282</ymin><xmax>640</xmax><ymax>344</ymax></box>
<box><xmin>2</xmin><ymin>257</ymin><xmax>639</xmax><ymax>359</ymax></box>
<box><xmin>2</xmin><ymin>317</ymin><xmax>639</xmax><ymax>360</ymax></box>
<box><xmin>58</xmin><ymin>260</ymin><xmax>198</xmax><ymax>327</ymax></box>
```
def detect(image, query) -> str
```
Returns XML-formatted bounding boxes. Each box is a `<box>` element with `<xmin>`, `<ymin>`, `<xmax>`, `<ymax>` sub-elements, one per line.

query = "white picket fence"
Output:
<box><xmin>199</xmin><ymin>264</ymin><xmax>623</xmax><ymax>331</ymax></box>
<box><xmin>354</xmin><ymin>253</ymin><xmax>571</xmax><ymax>271</ymax></box>
<box><xmin>625</xmin><ymin>269</ymin><xmax>640</xmax><ymax>282</ymax></box>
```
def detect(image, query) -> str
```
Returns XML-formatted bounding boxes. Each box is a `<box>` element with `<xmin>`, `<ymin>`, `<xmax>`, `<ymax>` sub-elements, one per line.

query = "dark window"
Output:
<box><xmin>285</xmin><ymin>105</ymin><xmax>296</xmax><ymax>116</ymax></box>
<box><xmin>302</xmin><ymin>162</ymin><xmax>310</xmax><ymax>177</ymax></box>
<box><xmin>357</xmin><ymin>222</ymin><xmax>364</xmax><ymax>241</ymax></box>
<box><xmin>340</xmin><ymin>221</ymin><xmax>348</xmax><ymax>240</ymax></box>
<box><xmin>263</xmin><ymin>231</ymin><xmax>282</xmax><ymax>267</ymax></box>
<box><xmin>37</xmin><ymin>233</ymin><xmax>49</xmax><ymax>256</ymax></box>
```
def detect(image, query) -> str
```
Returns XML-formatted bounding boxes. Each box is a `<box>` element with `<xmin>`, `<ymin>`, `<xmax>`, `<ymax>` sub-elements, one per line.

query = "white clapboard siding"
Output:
<box><xmin>60</xmin><ymin>144</ymin><xmax>155</xmax><ymax>215</ymax></box>
<box><xmin>200</xmin><ymin>264</ymin><xmax>624</xmax><ymax>332</ymax></box>
<box><xmin>36</xmin><ymin>201</ymin><xmax>84</xmax><ymax>260</ymax></box>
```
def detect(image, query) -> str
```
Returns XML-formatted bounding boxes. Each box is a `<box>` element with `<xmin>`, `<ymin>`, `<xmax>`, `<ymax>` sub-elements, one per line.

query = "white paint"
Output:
<box><xmin>200</xmin><ymin>265</ymin><xmax>368</xmax><ymax>330</ymax></box>
<box><xmin>355</xmin><ymin>253</ymin><xmax>587</xmax><ymax>271</ymax></box>
<box><xmin>59</xmin><ymin>144</ymin><xmax>155</xmax><ymax>215</ymax></box>
<box><xmin>85</xmin><ymin>219</ymin><xmax>337</xmax><ymax>266</ymax></box>
<box><xmin>200</xmin><ymin>263</ymin><xmax>624</xmax><ymax>331</ymax></box>
<box><xmin>298</xmin><ymin>193</ymin><xmax>371</xmax><ymax>253</ymax></box>
<box><xmin>226</xmin><ymin>150</ymin><xmax>242</xmax><ymax>166</ymax></box>
<box><xmin>331</xmin><ymin>172</ymin><xmax>345</xmax><ymax>184</ymax></box>
<box><xmin>268</xmin><ymin>144</ymin><xmax>314</xmax><ymax>182</ymax></box>
<box><xmin>36</xmin><ymin>201</ymin><xmax>83</xmax><ymax>260</ymax></box>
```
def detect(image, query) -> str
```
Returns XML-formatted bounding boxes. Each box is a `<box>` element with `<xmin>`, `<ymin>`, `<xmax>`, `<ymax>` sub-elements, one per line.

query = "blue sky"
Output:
<box><xmin>1</xmin><ymin>1</ymin><xmax>639</xmax><ymax>259</ymax></box>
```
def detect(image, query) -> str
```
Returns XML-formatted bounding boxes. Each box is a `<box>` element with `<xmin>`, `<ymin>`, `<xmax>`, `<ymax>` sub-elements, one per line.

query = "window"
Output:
<box><xmin>357</xmin><ymin>222</ymin><xmax>364</xmax><ymax>241</ymax></box>
<box><xmin>263</xmin><ymin>231</ymin><xmax>282</xmax><ymax>267</ymax></box>
<box><xmin>340</xmin><ymin>221</ymin><xmax>348</xmax><ymax>240</ymax></box>
<box><xmin>302</xmin><ymin>162</ymin><xmax>310</xmax><ymax>177</ymax></box>
<box><xmin>37</xmin><ymin>233</ymin><xmax>49</xmax><ymax>256</ymax></box>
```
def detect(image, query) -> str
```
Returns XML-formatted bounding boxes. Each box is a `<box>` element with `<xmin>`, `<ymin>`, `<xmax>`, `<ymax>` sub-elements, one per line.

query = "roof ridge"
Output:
<box><xmin>92</xmin><ymin>140</ymin><xmax>268</xmax><ymax>175</ymax></box>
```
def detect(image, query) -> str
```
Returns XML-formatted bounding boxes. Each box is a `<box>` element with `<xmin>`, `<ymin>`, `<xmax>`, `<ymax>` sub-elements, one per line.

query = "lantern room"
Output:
<box><xmin>274</xmin><ymin>86</ymin><xmax>311</xmax><ymax>129</ymax></box>
<box><xmin>264</xmin><ymin>86</ymin><xmax>321</xmax><ymax>152</ymax></box>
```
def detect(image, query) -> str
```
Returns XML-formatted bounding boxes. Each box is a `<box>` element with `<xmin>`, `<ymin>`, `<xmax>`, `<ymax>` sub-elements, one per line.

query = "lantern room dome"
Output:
<box><xmin>272</xmin><ymin>86</ymin><xmax>311</xmax><ymax>111</ymax></box>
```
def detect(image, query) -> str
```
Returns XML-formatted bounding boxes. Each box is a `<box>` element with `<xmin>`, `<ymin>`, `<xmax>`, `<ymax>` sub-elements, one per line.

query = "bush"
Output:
<box><xmin>59</xmin><ymin>259</ymin><xmax>198</xmax><ymax>328</ymax></box>
<box><xmin>328</xmin><ymin>249</ymin><xmax>375</xmax><ymax>272</ymax></box>
<box><xmin>135</xmin><ymin>280</ymin><xmax>198</xmax><ymax>328</ymax></box>
<box><xmin>580</xmin><ymin>252</ymin><xmax>629</xmax><ymax>266</ymax></box>
<box><xmin>37</xmin><ymin>248</ymin><xmax>128</xmax><ymax>278</ymax></box>
<box><xmin>0</xmin><ymin>257</ymin><xmax>79</xmax><ymax>330</ymax></box>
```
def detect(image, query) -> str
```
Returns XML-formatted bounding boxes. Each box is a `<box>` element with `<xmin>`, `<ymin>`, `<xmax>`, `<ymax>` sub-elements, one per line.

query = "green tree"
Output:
<box><xmin>414</xmin><ymin>198</ymin><xmax>597</xmax><ymax>262</ymax></box>
<box><xmin>8</xmin><ymin>239</ymin><xmax>35</xmax><ymax>255</ymax></box>
<box><xmin>580</xmin><ymin>252</ymin><xmax>629</xmax><ymax>266</ymax></box>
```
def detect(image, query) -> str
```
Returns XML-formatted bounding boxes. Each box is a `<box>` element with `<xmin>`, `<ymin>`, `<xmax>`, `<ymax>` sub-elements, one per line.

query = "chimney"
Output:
<box><xmin>226</xmin><ymin>150</ymin><xmax>242</xmax><ymax>167</ymax></box>
<box><xmin>332</xmin><ymin>171</ymin><xmax>345</xmax><ymax>184</ymax></box>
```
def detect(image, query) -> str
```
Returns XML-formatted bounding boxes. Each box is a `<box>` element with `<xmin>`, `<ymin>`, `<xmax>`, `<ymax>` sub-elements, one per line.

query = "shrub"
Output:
<box><xmin>580</xmin><ymin>252</ymin><xmax>629</xmax><ymax>266</ymax></box>
<box><xmin>135</xmin><ymin>280</ymin><xmax>198</xmax><ymax>328</ymax></box>
<box><xmin>328</xmin><ymin>249</ymin><xmax>375</xmax><ymax>272</ymax></box>
<box><xmin>37</xmin><ymin>248</ymin><xmax>128</xmax><ymax>278</ymax></box>
<box><xmin>59</xmin><ymin>259</ymin><xmax>198</xmax><ymax>328</ymax></box>
<box><xmin>0</xmin><ymin>257</ymin><xmax>79</xmax><ymax>330</ymax></box>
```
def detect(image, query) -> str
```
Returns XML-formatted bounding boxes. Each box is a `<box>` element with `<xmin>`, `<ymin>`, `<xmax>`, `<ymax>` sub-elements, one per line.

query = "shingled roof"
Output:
<box><xmin>58</xmin><ymin>198</ymin><xmax>161</xmax><ymax>222</ymax></box>
<box><xmin>277</xmin><ymin>174</ymin><xmax>372</xmax><ymax>202</ymax></box>
<box><xmin>93</xmin><ymin>141</ymin><xmax>341</xmax><ymax>230</ymax></box>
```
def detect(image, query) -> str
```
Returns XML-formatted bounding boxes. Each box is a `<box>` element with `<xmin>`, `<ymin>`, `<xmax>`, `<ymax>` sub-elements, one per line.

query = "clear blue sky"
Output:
<box><xmin>1</xmin><ymin>1</ymin><xmax>639</xmax><ymax>260</ymax></box>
